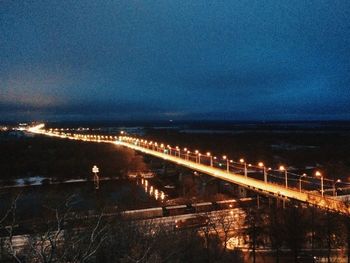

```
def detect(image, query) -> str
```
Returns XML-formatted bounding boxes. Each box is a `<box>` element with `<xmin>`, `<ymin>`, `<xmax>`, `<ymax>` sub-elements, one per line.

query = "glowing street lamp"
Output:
<box><xmin>299</xmin><ymin>173</ymin><xmax>307</xmax><ymax>192</ymax></box>
<box><xmin>195</xmin><ymin>150</ymin><xmax>201</xmax><ymax>164</ymax></box>
<box><xmin>223</xmin><ymin>155</ymin><xmax>229</xmax><ymax>173</ymax></box>
<box><xmin>150</xmin><ymin>141</ymin><xmax>154</xmax><ymax>150</ymax></box>
<box><xmin>315</xmin><ymin>171</ymin><xmax>324</xmax><ymax>197</ymax></box>
<box><xmin>92</xmin><ymin>165</ymin><xmax>100</xmax><ymax>190</ymax></box>
<box><xmin>258</xmin><ymin>162</ymin><xmax>267</xmax><ymax>183</ymax></box>
<box><xmin>183</xmin><ymin>147</ymin><xmax>188</xmax><ymax>159</ymax></box>
<box><xmin>240</xmin><ymin>158</ymin><xmax>247</xmax><ymax>177</ymax></box>
<box><xmin>333</xmin><ymin>179</ymin><xmax>341</xmax><ymax>196</ymax></box>
<box><xmin>167</xmin><ymin>145</ymin><xmax>171</xmax><ymax>155</ymax></box>
<box><xmin>279</xmin><ymin>165</ymin><xmax>288</xmax><ymax>188</ymax></box>
<box><xmin>207</xmin><ymin>152</ymin><xmax>213</xmax><ymax>167</ymax></box>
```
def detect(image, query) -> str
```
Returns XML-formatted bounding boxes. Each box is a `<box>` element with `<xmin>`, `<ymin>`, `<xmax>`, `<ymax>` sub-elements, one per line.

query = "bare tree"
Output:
<box><xmin>317</xmin><ymin>211</ymin><xmax>345</xmax><ymax>263</ymax></box>
<box><xmin>283</xmin><ymin>205</ymin><xmax>308</xmax><ymax>263</ymax></box>
<box><xmin>242</xmin><ymin>206</ymin><xmax>266</xmax><ymax>263</ymax></box>
<box><xmin>2</xmin><ymin>194</ymin><xmax>109</xmax><ymax>263</ymax></box>
<box><xmin>0</xmin><ymin>193</ymin><xmax>21</xmax><ymax>262</ymax></box>
<box><xmin>267</xmin><ymin>205</ymin><xmax>285</xmax><ymax>263</ymax></box>
<box><xmin>196</xmin><ymin>211</ymin><xmax>244</xmax><ymax>262</ymax></box>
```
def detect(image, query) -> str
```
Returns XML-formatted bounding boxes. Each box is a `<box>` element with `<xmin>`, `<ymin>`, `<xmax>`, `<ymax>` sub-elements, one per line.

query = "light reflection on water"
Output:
<box><xmin>139</xmin><ymin>178</ymin><xmax>166</xmax><ymax>201</ymax></box>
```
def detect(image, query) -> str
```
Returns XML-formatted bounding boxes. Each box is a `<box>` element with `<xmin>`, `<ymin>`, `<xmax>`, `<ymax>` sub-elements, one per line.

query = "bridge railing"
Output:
<box><xmin>30</xmin><ymin>128</ymin><xmax>350</xmax><ymax>215</ymax></box>
<box><xmin>120</xmin><ymin>136</ymin><xmax>339</xmax><ymax>191</ymax></box>
<box><xmin>118</xmin><ymin>136</ymin><xmax>350</xmax><ymax>214</ymax></box>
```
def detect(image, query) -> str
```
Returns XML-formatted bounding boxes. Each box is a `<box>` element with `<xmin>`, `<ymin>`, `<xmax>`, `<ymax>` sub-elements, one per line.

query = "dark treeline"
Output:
<box><xmin>2</xmin><ymin>191</ymin><xmax>350</xmax><ymax>262</ymax></box>
<box><xmin>0</xmin><ymin>133</ymin><xmax>147</xmax><ymax>181</ymax></box>
<box><xmin>0</xmin><ymin>192</ymin><xmax>244</xmax><ymax>263</ymax></box>
<box><xmin>241</xmin><ymin>199</ymin><xmax>350</xmax><ymax>263</ymax></box>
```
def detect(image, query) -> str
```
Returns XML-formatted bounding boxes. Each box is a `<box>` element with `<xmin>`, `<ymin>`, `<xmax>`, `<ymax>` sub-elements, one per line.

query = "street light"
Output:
<box><xmin>279</xmin><ymin>165</ymin><xmax>288</xmax><ymax>188</ymax></box>
<box><xmin>333</xmin><ymin>179</ymin><xmax>341</xmax><ymax>196</ymax></box>
<box><xmin>299</xmin><ymin>173</ymin><xmax>307</xmax><ymax>192</ymax></box>
<box><xmin>240</xmin><ymin>158</ymin><xmax>247</xmax><ymax>177</ymax></box>
<box><xmin>258</xmin><ymin>162</ymin><xmax>267</xmax><ymax>183</ymax></box>
<box><xmin>207</xmin><ymin>152</ymin><xmax>213</xmax><ymax>167</ymax></box>
<box><xmin>195</xmin><ymin>150</ymin><xmax>200</xmax><ymax>163</ymax></box>
<box><xmin>92</xmin><ymin>165</ymin><xmax>100</xmax><ymax>190</ymax></box>
<box><xmin>223</xmin><ymin>155</ymin><xmax>229</xmax><ymax>173</ymax></box>
<box><xmin>315</xmin><ymin>171</ymin><xmax>324</xmax><ymax>197</ymax></box>
<box><xmin>167</xmin><ymin>145</ymin><xmax>172</xmax><ymax>155</ymax></box>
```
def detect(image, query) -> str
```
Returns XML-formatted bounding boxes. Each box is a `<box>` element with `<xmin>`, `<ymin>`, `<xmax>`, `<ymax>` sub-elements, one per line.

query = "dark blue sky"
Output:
<box><xmin>1</xmin><ymin>0</ymin><xmax>350</xmax><ymax>121</ymax></box>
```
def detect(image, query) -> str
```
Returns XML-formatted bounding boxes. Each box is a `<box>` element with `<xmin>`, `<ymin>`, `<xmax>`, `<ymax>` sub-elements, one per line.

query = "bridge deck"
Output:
<box><xmin>116</xmin><ymin>140</ymin><xmax>350</xmax><ymax>215</ymax></box>
<box><xmin>28</xmin><ymin>125</ymin><xmax>350</xmax><ymax>216</ymax></box>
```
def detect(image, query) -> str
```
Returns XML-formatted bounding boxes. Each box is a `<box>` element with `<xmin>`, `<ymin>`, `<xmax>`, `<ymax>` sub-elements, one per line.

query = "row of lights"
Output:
<box><xmin>121</xmin><ymin>135</ymin><xmax>341</xmax><ymax>197</ymax></box>
<box><xmin>41</xmin><ymin>130</ymin><xmax>342</xmax><ymax>197</ymax></box>
<box><xmin>140</xmin><ymin>178</ymin><xmax>166</xmax><ymax>201</ymax></box>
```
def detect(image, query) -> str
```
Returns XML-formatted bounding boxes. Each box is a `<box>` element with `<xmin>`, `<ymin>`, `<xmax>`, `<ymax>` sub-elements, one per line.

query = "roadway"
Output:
<box><xmin>27</xmin><ymin>124</ymin><xmax>350</xmax><ymax>216</ymax></box>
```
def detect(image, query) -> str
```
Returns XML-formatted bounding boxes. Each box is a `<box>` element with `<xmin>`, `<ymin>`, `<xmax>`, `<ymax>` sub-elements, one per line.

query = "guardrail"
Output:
<box><xmin>27</xmin><ymin>126</ymin><xmax>350</xmax><ymax>216</ymax></box>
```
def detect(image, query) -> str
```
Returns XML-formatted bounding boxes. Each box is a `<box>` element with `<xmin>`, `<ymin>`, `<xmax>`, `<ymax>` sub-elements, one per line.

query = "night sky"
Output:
<box><xmin>1</xmin><ymin>1</ymin><xmax>350</xmax><ymax>121</ymax></box>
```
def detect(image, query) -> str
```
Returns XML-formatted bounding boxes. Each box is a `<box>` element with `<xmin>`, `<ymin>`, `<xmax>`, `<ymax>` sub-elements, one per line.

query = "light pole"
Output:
<box><xmin>92</xmin><ymin>165</ymin><xmax>100</xmax><ymax>190</ymax></box>
<box><xmin>167</xmin><ymin>145</ymin><xmax>171</xmax><ymax>155</ymax></box>
<box><xmin>258</xmin><ymin>162</ymin><xmax>267</xmax><ymax>183</ymax></box>
<box><xmin>279</xmin><ymin>165</ymin><xmax>288</xmax><ymax>188</ymax></box>
<box><xmin>240</xmin><ymin>158</ymin><xmax>247</xmax><ymax>177</ymax></box>
<box><xmin>299</xmin><ymin>173</ymin><xmax>307</xmax><ymax>192</ymax></box>
<box><xmin>333</xmin><ymin>179</ymin><xmax>341</xmax><ymax>196</ymax></box>
<box><xmin>315</xmin><ymin>171</ymin><xmax>324</xmax><ymax>197</ymax></box>
<box><xmin>176</xmin><ymin>146</ymin><xmax>180</xmax><ymax>157</ymax></box>
<box><xmin>207</xmin><ymin>152</ymin><xmax>213</xmax><ymax>167</ymax></box>
<box><xmin>223</xmin><ymin>155</ymin><xmax>229</xmax><ymax>173</ymax></box>
<box><xmin>195</xmin><ymin>150</ymin><xmax>200</xmax><ymax>163</ymax></box>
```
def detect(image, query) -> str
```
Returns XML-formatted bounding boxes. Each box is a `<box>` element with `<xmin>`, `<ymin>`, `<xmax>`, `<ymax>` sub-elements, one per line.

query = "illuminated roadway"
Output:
<box><xmin>28</xmin><ymin>124</ymin><xmax>350</xmax><ymax>216</ymax></box>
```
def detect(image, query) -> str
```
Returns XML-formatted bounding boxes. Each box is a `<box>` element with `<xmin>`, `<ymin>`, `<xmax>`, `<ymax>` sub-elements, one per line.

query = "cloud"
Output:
<box><xmin>1</xmin><ymin>0</ymin><xmax>350</xmax><ymax>121</ymax></box>
<box><xmin>0</xmin><ymin>99</ymin><xmax>172</xmax><ymax>121</ymax></box>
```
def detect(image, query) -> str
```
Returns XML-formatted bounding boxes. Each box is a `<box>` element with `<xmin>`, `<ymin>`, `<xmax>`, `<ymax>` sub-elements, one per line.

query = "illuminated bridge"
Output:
<box><xmin>28</xmin><ymin>124</ymin><xmax>350</xmax><ymax>216</ymax></box>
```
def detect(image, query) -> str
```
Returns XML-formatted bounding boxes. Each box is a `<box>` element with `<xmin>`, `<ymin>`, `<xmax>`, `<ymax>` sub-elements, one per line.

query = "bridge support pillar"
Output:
<box><xmin>216</xmin><ymin>180</ymin><xmax>221</xmax><ymax>193</ymax></box>
<box><xmin>201</xmin><ymin>182</ymin><xmax>207</xmax><ymax>196</ymax></box>
<box><xmin>237</xmin><ymin>186</ymin><xmax>247</xmax><ymax>198</ymax></box>
<box><xmin>178</xmin><ymin>173</ymin><xmax>183</xmax><ymax>182</ymax></box>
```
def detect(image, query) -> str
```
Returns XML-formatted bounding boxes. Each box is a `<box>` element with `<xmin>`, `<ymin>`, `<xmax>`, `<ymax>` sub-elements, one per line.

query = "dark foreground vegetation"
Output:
<box><xmin>1</xmin><ymin>192</ymin><xmax>350</xmax><ymax>263</ymax></box>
